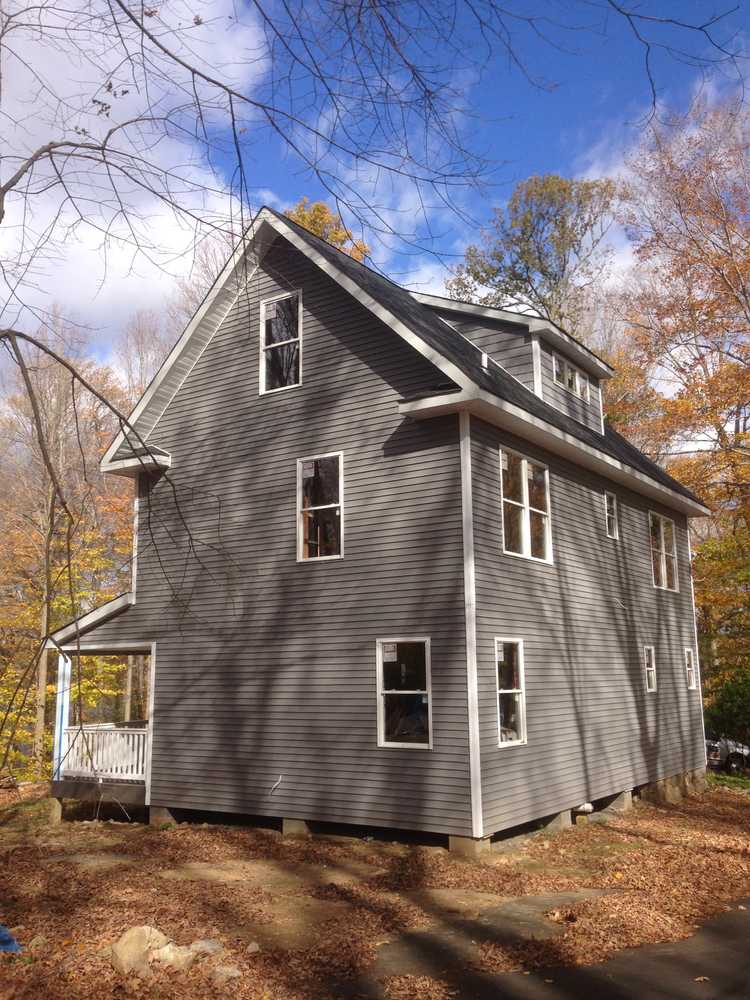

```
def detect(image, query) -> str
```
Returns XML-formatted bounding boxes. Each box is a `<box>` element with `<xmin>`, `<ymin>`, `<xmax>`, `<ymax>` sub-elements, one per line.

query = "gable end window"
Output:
<box><xmin>500</xmin><ymin>449</ymin><xmax>552</xmax><ymax>563</ymax></box>
<box><xmin>496</xmin><ymin>638</ymin><xmax>527</xmax><ymax>746</ymax></box>
<box><xmin>605</xmin><ymin>492</ymin><xmax>619</xmax><ymax>539</ymax></box>
<box><xmin>553</xmin><ymin>353</ymin><xmax>590</xmax><ymax>402</ymax></box>
<box><xmin>685</xmin><ymin>648</ymin><xmax>697</xmax><ymax>690</ymax></box>
<box><xmin>260</xmin><ymin>291</ymin><xmax>302</xmax><ymax>393</ymax></box>
<box><xmin>297</xmin><ymin>452</ymin><xmax>343</xmax><ymax>560</ymax></box>
<box><xmin>376</xmin><ymin>639</ymin><xmax>432</xmax><ymax>748</ymax></box>
<box><xmin>649</xmin><ymin>511</ymin><xmax>678</xmax><ymax>591</ymax></box>
<box><xmin>644</xmin><ymin>645</ymin><xmax>657</xmax><ymax>693</ymax></box>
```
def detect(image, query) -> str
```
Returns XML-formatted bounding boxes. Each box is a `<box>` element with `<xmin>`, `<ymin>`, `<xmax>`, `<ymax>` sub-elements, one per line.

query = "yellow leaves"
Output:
<box><xmin>285</xmin><ymin>197</ymin><xmax>369</xmax><ymax>261</ymax></box>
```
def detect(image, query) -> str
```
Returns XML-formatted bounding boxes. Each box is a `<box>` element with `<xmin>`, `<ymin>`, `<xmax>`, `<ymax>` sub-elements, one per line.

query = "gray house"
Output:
<box><xmin>49</xmin><ymin>206</ymin><xmax>709</xmax><ymax>853</ymax></box>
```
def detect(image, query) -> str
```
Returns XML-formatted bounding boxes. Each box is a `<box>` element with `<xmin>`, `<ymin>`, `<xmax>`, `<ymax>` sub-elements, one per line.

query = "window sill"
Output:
<box><xmin>497</xmin><ymin>738</ymin><xmax>527</xmax><ymax>749</ymax></box>
<box><xmin>297</xmin><ymin>554</ymin><xmax>344</xmax><ymax>563</ymax></box>
<box><xmin>377</xmin><ymin>740</ymin><xmax>433</xmax><ymax>751</ymax></box>
<box><xmin>651</xmin><ymin>583</ymin><xmax>679</xmax><ymax>594</ymax></box>
<box><xmin>259</xmin><ymin>382</ymin><xmax>302</xmax><ymax>396</ymax></box>
<box><xmin>502</xmin><ymin>548</ymin><xmax>554</xmax><ymax>566</ymax></box>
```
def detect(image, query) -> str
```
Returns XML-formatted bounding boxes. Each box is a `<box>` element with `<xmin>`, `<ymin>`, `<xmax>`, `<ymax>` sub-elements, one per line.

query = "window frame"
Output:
<box><xmin>296</xmin><ymin>451</ymin><xmax>344</xmax><ymax>562</ymax></box>
<box><xmin>643</xmin><ymin>645</ymin><xmax>657</xmax><ymax>693</ymax></box>
<box><xmin>259</xmin><ymin>290</ymin><xmax>303</xmax><ymax>395</ymax></box>
<box><xmin>685</xmin><ymin>647</ymin><xmax>697</xmax><ymax>691</ymax></box>
<box><xmin>648</xmin><ymin>510</ymin><xmax>679</xmax><ymax>592</ymax></box>
<box><xmin>605</xmin><ymin>491</ymin><xmax>619</xmax><ymax>540</ymax></box>
<box><xmin>499</xmin><ymin>447</ymin><xmax>554</xmax><ymax>564</ymax></box>
<box><xmin>553</xmin><ymin>352</ymin><xmax>590</xmax><ymax>403</ymax></box>
<box><xmin>495</xmin><ymin>637</ymin><xmax>527</xmax><ymax>748</ymax></box>
<box><xmin>375</xmin><ymin>637</ymin><xmax>433</xmax><ymax>750</ymax></box>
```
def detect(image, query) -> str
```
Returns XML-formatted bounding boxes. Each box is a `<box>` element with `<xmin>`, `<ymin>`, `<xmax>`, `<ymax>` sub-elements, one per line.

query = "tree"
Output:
<box><xmin>286</xmin><ymin>199</ymin><xmax>368</xmax><ymax>261</ymax></box>
<box><xmin>446</xmin><ymin>174</ymin><xmax>616</xmax><ymax>338</ymax></box>
<box><xmin>704</xmin><ymin>669</ymin><xmax>750</xmax><ymax>745</ymax></box>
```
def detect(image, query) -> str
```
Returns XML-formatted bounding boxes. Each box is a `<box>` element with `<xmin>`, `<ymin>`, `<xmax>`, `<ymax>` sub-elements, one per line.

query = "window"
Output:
<box><xmin>644</xmin><ymin>646</ymin><xmax>657</xmax><ymax>692</ymax></box>
<box><xmin>297</xmin><ymin>453</ymin><xmax>343</xmax><ymax>560</ymax></box>
<box><xmin>376</xmin><ymin>639</ymin><xmax>432</xmax><ymax>748</ymax></box>
<box><xmin>685</xmin><ymin>648</ymin><xmax>697</xmax><ymax>690</ymax></box>
<box><xmin>605</xmin><ymin>492</ymin><xmax>619</xmax><ymax>539</ymax></box>
<box><xmin>496</xmin><ymin>639</ymin><xmax>526</xmax><ymax>746</ymax></box>
<box><xmin>500</xmin><ymin>449</ymin><xmax>552</xmax><ymax>562</ymax></box>
<box><xmin>553</xmin><ymin>353</ymin><xmax>590</xmax><ymax>402</ymax></box>
<box><xmin>649</xmin><ymin>512</ymin><xmax>678</xmax><ymax>591</ymax></box>
<box><xmin>260</xmin><ymin>292</ymin><xmax>301</xmax><ymax>392</ymax></box>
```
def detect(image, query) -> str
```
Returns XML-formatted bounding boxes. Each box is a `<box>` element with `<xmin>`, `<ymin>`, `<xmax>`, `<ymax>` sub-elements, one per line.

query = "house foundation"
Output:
<box><xmin>282</xmin><ymin>818</ymin><xmax>311</xmax><ymax>838</ymax></box>
<box><xmin>49</xmin><ymin>797</ymin><xmax>63</xmax><ymax>825</ymax></box>
<box><xmin>640</xmin><ymin>767</ymin><xmax>707</xmax><ymax>806</ymax></box>
<box><xmin>149</xmin><ymin>805</ymin><xmax>177</xmax><ymax>826</ymax></box>
<box><xmin>448</xmin><ymin>834</ymin><xmax>492</xmax><ymax>858</ymax></box>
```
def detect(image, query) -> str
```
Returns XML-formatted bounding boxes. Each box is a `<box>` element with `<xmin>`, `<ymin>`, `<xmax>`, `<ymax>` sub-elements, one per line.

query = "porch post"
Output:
<box><xmin>52</xmin><ymin>653</ymin><xmax>72</xmax><ymax>780</ymax></box>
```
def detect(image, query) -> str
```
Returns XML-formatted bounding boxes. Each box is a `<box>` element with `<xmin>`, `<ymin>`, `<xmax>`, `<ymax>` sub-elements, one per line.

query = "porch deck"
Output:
<box><xmin>58</xmin><ymin>723</ymin><xmax>148</xmax><ymax>783</ymax></box>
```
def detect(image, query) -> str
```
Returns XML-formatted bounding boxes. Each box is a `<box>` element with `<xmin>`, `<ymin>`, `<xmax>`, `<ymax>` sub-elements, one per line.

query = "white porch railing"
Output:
<box><xmin>60</xmin><ymin>725</ymin><xmax>148</xmax><ymax>781</ymax></box>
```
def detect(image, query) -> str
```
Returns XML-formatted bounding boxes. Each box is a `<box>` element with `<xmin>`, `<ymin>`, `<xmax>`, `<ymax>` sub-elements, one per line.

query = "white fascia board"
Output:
<box><xmin>400</xmin><ymin>390</ymin><xmax>709</xmax><ymax>518</ymax></box>
<box><xmin>46</xmin><ymin>592</ymin><xmax>135</xmax><ymax>648</ymax></box>
<box><xmin>101</xmin><ymin>453</ymin><xmax>172</xmax><ymax>477</ymax></box>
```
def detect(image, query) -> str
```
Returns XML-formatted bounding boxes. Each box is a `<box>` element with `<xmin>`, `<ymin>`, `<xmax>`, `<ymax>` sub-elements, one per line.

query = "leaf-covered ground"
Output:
<box><xmin>1</xmin><ymin>786</ymin><xmax>749</xmax><ymax>999</ymax></box>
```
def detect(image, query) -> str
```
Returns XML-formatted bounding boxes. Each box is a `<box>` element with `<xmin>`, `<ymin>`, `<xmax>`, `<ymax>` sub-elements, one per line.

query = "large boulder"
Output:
<box><xmin>110</xmin><ymin>926</ymin><xmax>170</xmax><ymax>977</ymax></box>
<box><xmin>151</xmin><ymin>942</ymin><xmax>197</xmax><ymax>972</ymax></box>
<box><xmin>189</xmin><ymin>939</ymin><xmax>224</xmax><ymax>956</ymax></box>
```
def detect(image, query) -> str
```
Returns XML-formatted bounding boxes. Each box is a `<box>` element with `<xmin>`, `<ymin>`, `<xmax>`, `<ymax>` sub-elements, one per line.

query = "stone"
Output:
<box><xmin>212</xmin><ymin>964</ymin><xmax>243</xmax><ymax>986</ymax></box>
<box><xmin>604</xmin><ymin>790</ymin><xmax>634</xmax><ymax>814</ymax></box>
<box><xmin>189</xmin><ymin>938</ymin><xmax>224</xmax><ymax>956</ymax></box>
<box><xmin>282</xmin><ymin>817</ymin><xmax>310</xmax><ymax>838</ymax></box>
<box><xmin>110</xmin><ymin>925</ymin><xmax>170</xmax><ymax>978</ymax></box>
<box><xmin>245</xmin><ymin>941</ymin><xmax>261</xmax><ymax>955</ymax></box>
<box><xmin>541</xmin><ymin>809</ymin><xmax>573</xmax><ymax>832</ymax></box>
<box><xmin>149</xmin><ymin>806</ymin><xmax>176</xmax><ymax>827</ymax></box>
<box><xmin>49</xmin><ymin>798</ymin><xmax>63</xmax><ymax>825</ymax></box>
<box><xmin>151</xmin><ymin>942</ymin><xmax>197</xmax><ymax>972</ymax></box>
<box><xmin>27</xmin><ymin>934</ymin><xmax>47</xmax><ymax>951</ymax></box>
<box><xmin>448</xmin><ymin>834</ymin><xmax>492</xmax><ymax>858</ymax></box>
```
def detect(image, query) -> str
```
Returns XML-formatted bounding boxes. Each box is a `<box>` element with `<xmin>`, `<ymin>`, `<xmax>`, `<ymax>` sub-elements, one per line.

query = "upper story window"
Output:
<box><xmin>297</xmin><ymin>452</ymin><xmax>343</xmax><ymax>560</ymax></box>
<box><xmin>685</xmin><ymin>648</ymin><xmax>697</xmax><ymax>690</ymax></box>
<box><xmin>649</xmin><ymin>511</ymin><xmax>678</xmax><ymax>591</ymax></box>
<box><xmin>553</xmin><ymin>353</ymin><xmax>590</xmax><ymax>402</ymax></box>
<box><xmin>605</xmin><ymin>491</ymin><xmax>619</xmax><ymax>539</ymax></box>
<box><xmin>376</xmin><ymin>638</ymin><xmax>432</xmax><ymax>748</ymax></box>
<box><xmin>643</xmin><ymin>645</ymin><xmax>657</xmax><ymax>692</ymax></box>
<box><xmin>500</xmin><ymin>449</ymin><xmax>552</xmax><ymax>563</ymax></box>
<box><xmin>260</xmin><ymin>291</ymin><xmax>302</xmax><ymax>393</ymax></box>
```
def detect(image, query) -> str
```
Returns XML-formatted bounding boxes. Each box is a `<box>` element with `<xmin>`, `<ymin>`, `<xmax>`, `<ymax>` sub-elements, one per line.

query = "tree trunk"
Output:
<box><xmin>33</xmin><ymin>489</ymin><xmax>56</xmax><ymax>777</ymax></box>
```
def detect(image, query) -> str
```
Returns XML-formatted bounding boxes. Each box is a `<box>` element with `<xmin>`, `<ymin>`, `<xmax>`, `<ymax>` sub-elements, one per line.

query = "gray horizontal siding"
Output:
<box><xmin>88</xmin><ymin>236</ymin><xmax>474</xmax><ymax>837</ymax></box>
<box><xmin>436</xmin><ymin>312</ymin><xmax>535</xmax><ymax>391</ymax></box>
<box><xmin>471</xmin><ymin>416</ymin><xmax>704</xmax><ymax>835</ymax></box>
<box><xmin>540</xmin><ymin>343</ymin><xmax>603</xmax><ymax>434</ymax></box>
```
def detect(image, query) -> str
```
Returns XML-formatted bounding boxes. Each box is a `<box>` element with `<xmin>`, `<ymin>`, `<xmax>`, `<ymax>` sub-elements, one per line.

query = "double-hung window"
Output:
<box><xmin>644</xmin><ymin>646</ymin><xmax>657</xmax><ymax>693</ymax></box>
<box><xmin>260</xmin><ymin>292</ymin><xmax>301</xmax><ymax>392</ymax></box>
<box><xmin>500</xmin><ymin>449</ymin><xmax>552</xmax><ymax>562</ymax></box>
<box><xmin>553</xmin><ymin>353</ymin><xmax>589</xmax><ymax>402</ymax></box>
<box><xmin>376</xmin><ymin>639</ymin><xmax>432</xmax><ymax>748</ymax></box>
<box><xmin>496</xmin><ymin>639</ymin><xmax>526</xmax><ymax>746</ymax></box>
<box><xmin>685</xmin><ymin>648</ymin><xmax>697</xmax><ymax>690</ymax></box>
<box><xmin>649</xmin><ymin>512</ymin><xmax>678</xmax><ymax>591</ymax></box>
<box><xmin>605</xmin><ymin>492</ymin><xmax>619</xmax><ymax>539</ymax></box>
<box><xmin>297</xmin><ymin>453</ymin><xmax>343</xmax><ymax>560</ymax></box>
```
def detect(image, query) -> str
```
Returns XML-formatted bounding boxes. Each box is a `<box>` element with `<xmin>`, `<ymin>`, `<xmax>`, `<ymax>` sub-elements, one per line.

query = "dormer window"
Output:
<box><xmin>260</xmin><ymin>291</ymin><xmax>302</xmax><ymax>393</ymax></box>
<box><xmin>553</xmin><ymin>353</ymin><xmax>589</xmax><ymax>402</ymax></box>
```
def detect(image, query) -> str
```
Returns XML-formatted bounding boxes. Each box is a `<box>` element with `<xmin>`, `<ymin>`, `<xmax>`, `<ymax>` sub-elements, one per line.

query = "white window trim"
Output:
<box><xmin>605</xmin><ymin>491</ymin><xmax>619</xmax><ymax>540</ymax></box>
<box><xmin>296</xmin><ymin>451</ymin><xmax>344</xmax><ymax>562</ymax></box>
<box><xmin>495</xmin><ymin>637</ymin><xmax>527</xmax><ymax>748</ymax></box>
<box><xmin>644</xmin><ymin>645</ymin><xmax>657</xmax><ymax>693</ymax></box>
<box><xmin>376</xmin><ymin>637</ymin><xmax>433</xmax><ymax>750</ymax></box>
<box><xmin>649</xmin><ymin>510</ymin><xmax>679</xmax><ymax>592</ymax></box>
<box><xmin>259</xmin><ymin>289</ymin><xmax>303</xmax><ymax>395</ymax></box>
<box><xmin>553</xmin><ymin>352</ymin><xmax>590</xmax><ymax>403</ymax></box>
<box><xmin>499</xmin><ymin>447</ymin><xmax>554</xmax><ymax>564</ymax></box>
<box><xmin>685</xmin><ymin>647</ymin><xmax>698</xmax><ymax>691</ymax></box>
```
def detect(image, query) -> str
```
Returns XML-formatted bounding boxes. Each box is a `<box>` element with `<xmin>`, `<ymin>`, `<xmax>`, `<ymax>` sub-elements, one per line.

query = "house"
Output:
<box><xmin>48</xmin><ymin>206</ymin><xmax>709</xmax><ymax>853</ymax></box>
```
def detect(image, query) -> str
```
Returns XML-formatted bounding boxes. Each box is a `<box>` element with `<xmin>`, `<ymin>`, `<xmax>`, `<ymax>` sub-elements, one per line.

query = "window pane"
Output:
<box><xmin>503</xmin><ymin>501</ymin><xmax>523</xmax><ymax>553</ymax></box>
<box><xmin>384</xmin><ymin>693</ymin><xmax>429</xmax><ymax>744</ymax></box>
<box><xmin>554</xmin><ymin>355</ymin><xmax>564</xmax><ymax>383</ymax></box>
<box><xmin>662</xmin><ymin>519</ymin><xmax>676</xmax><ymax>555</ymax></box>
<box><xmin>497</xmin><ymin>642</ymin><xmax>520</xmax><ymax>690</ymax></box>
<box><xmin>651</xmin><ymin>547</ymin><xmax>664</xmax><ymax>588</ymax></box>
<box><xmin>580</xmin><ymin>373</ymin><xmax>589</xmax><ymax>400</ymax></box>
<box><xmin>499</xmin><ymin>692</ymin><xmax>523</xmax><ymax>743</ymax></box>
<box><xmin>264</xmin><ymin>295</ymin><xmax>298</xmax><ymax>344</ymax></box>
<box><xmin>302</xmin><ymin>456</ymin><xmax>340</xmax><ymax>507</ymax></box>
<box><xmin>665</xmin><ymin>553</ymin><xmax>677</xmax><ymax>590</ymax></box>
<box><xmin>649</xmin><ymin>513</ymin><xmax>661</xmax><ymax>550</ymax></box>
<box><xmin>265</xmin><ymin>342</ymin><xmax>300</xmax><ymax>389</ymax></box>
<box><xmin>382</xmin><ymin>642</ymin><xmax>427</xmax><ymax>691</ymax></box>
<box><xmin>529</xmin><ymin>511</ymin><xmax>548</xmax><ymax>560</ymax></box>
<box><xmin>302</xmin><ymin>506</ymin><xmax>341</xmax><ymax>558</ymax></box>
<box><xmin>527</xmin><ymin>463</ymin><xmax>548</xmax><ymax>512</ymax></box>
<box><xmin>566</xmin><ymin>365</ymin><xmax>576</xmax><ymax>392</ymax></box>
<box><xmin>502</xmin><ymin>451</ymin><xmax>523</xmax><ymax>503</ymax></box>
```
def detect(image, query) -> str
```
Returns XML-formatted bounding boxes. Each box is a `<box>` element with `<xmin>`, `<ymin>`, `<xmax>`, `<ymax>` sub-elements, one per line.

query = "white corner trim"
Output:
<box><xmin>531</xmin><ymin>333</ymin><xmax>542</xmax><ymax>398</ymax></box>
<box><xmin>687</xmin><ymin>531</ymin><xmax>708</xmax><ymax>766</ymax></box>
<box><xmin>145</xmin><ymin>642</ymin><xmax>157</xmax><ymax>805</ymax></box>
<box><xmin>459</xmin><ymin>411</ymin><xmax>484</xmax><ymax>839</ymax></box>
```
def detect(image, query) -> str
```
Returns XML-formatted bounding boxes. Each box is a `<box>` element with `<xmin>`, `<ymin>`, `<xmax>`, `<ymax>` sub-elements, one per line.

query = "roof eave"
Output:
<box><xmin>100</xmin><ymin>453</ymin><xmax>172</xmax><ymax>478</ymax></box>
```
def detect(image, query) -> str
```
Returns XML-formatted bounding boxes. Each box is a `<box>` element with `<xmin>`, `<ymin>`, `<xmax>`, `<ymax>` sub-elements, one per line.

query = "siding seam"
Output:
<box><xmin>460</xmin><ymin>410</ymin><xmax>484</xmax><ymax>838</ymax></box>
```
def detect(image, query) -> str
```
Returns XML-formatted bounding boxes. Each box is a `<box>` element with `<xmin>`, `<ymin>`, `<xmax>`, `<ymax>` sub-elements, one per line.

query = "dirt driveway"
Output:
<box><xmin>1</xmin><ymin>786</ymin><xmax>749</xmax><ymax>999</ymax></box>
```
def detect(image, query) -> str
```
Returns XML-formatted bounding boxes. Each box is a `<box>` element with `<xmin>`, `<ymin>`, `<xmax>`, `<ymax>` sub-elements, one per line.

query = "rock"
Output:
<box><xmin>189</xmin><ymin>938</ymin><xmax>224</xmax><ymax>956</ymax></box>
<box><xmin>245</xmin><ymin>941</ymin><xmax>261</xmax><ymax>955</ymax></box>
<box><xmin>212</xmin><ymin>964</ymin><xmax>243</xmax><ymax>987</ymax></box>
<box><xmin>27</xmin><ymin>934</ymin><xmax>47</xmax><ymax>951</ymax></box>
<box><xmin>151</xmin><ymin>942</ymin><xmax>196</xmax><ymax>972</ymax></box>
<box><xmin>110</xmin><ymin>925</ymin><xmax>170</xmax><ymax>978</ymax></box>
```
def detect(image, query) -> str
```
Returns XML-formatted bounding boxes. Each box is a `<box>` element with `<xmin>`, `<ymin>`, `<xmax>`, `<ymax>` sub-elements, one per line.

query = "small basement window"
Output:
<box><xmin>297</xmin><ymin>452</ymin><xmax>343</xmax><ymax>560</ymax></box>
<box><xmin>496</xmin><ymin>638</ymin><xmax>527</xmax><ymax>746</ymax></box>
<box><xmin>685</xmin><ymin>648</ymin><xmax>697</xmax><ymax>690</ymax></box>
<box><xmin>644</xmin><ymin>645</ymin><xmax>657</xmax><ymax>693</ymax></box>
<box><xmin>553</xmin><ymin>353</ymin><xmax>590</xmax><ymax>402</ymax></box>
<box><xmin>500</xmin><ymin>449</ymin><xmax>552</xmax><ymax>562</ymax></box>
<box><xmin>260</xmin><ymin>291</ymin><xmax>301</xmax><ymax>392</ymax></box>
<box><xmin>377</xmin><ymin>639</ymin><xmax>432</xmax><ymax>748</ymax></box>
<box><xmin>649</xmin><ymin>511</ymin><xmax>678</xmax><ymax>591</ymax></box>
<box><xmin>605</xmin><ymin>491</ymin><xmax>619</xmax><ymax>539</ymax></box>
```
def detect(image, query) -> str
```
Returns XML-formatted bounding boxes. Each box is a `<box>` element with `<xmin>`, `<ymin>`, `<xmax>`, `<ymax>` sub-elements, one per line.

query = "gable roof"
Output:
<box><xmin>101</xmin><ymin>206</ymin><xmax>707</xmax><ymax>516</ymax></box>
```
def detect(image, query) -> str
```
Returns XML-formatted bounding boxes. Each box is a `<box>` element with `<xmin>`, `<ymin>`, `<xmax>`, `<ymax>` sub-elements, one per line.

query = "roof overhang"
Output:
<box><xmin>46</xmin><ymin>592</ymin><xmax>135</xmax><ymax>649</ymax></box>
<box><xmin>399</xmin><ymin>390</ymin><xmax>709</xmax><ymax>518</ymax></box>
<box><xmin>411</xmin><ymin>292</ymin><xmax>614</xmax><ymax>381</ymax></box>
<box><xmin>102</xmin><ymin>450</ymin><xmax>172</xmax><ymax>478</ymax></box>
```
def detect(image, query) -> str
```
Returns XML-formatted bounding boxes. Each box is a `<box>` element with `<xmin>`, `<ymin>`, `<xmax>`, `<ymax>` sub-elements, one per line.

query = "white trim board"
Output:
<box><xmin>47</xmin><ymin>592</ymin><xmax>135</xmax><ymax>647</ymax></box>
